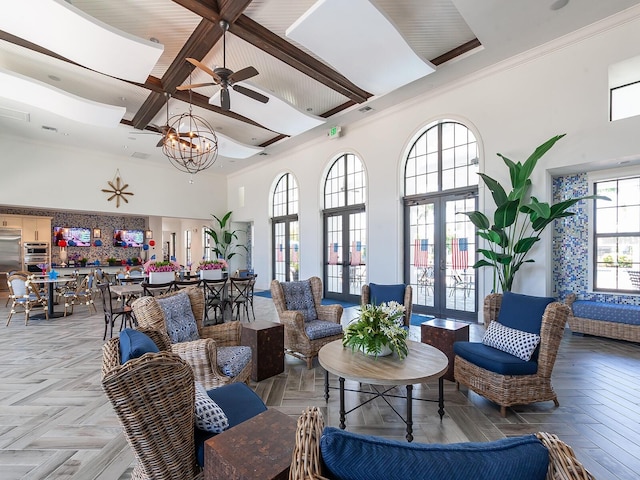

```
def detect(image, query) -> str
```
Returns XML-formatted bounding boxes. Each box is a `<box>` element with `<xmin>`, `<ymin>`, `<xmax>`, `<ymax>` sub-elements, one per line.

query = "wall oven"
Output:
<box><xmin>24</xmin><ymin>242</ymin><xmax>50</xmax><ymax>272</ymax></box>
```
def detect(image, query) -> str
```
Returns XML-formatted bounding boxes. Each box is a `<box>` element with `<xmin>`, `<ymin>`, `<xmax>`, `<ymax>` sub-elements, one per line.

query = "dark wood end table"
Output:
<box><xmin>204</xmin><ymin>408</ymin><xmax>297</xmax><ymax>480</ymax></box>
<box><xmin>241</xmin><ymin>320</ymin><xmax>285</xmax><ymax>381</ymax></box>
<box><xmin>420</xmin><ymin>318</ymin><xmax>469</xmax><ymax>382</ymax></box>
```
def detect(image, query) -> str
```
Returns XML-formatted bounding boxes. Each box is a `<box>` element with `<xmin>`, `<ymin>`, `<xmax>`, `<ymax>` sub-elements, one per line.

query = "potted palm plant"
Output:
<box><xmin>204</xmin><ymin>211</ymin><xmax>247</xmax><ymax>263</ymax></box>
<box><xmin>462</xmin><ymin>134</ymin><xmax>608</xmax><ymax>292</ymax></box>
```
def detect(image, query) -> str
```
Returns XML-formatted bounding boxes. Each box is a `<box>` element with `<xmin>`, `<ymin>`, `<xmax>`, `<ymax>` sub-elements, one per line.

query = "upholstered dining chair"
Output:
<box><xmin>270</xmin><ymin>276</ymin><xmax>344</xmax><ymax>369</ymax></box>
<box><xmin>454</xmin><ymin>292</ymin><xmax>570</xmax><ymax>417</ymax></box>
<box><xmin>131</xmin><ymin>286</ymin><xmax>251</xmax><ymax>389</ymax></box>
<box><xmin>361</xmin><ymin>283</ymin><xmax>413</xmax><ymax>327</ymax></box>
<box><xmin>6</xmin><ymin>274</ymin><xmax>48</xmax><ymax>326</ymax></box>
<box><xmin>61</xmin><ymin>273</ymin><xmax>96</xmax><ymax>316</ymax></box>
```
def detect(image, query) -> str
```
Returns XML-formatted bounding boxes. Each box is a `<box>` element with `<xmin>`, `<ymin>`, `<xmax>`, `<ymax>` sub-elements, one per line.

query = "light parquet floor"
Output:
<box><xmin>0</xmin><ymin>292</ymin><xmax>639</xmax><ymax>479</ymax></box>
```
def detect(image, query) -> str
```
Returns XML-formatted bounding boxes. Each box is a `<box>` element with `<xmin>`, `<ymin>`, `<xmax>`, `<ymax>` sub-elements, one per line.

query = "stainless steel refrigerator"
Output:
<box><xmin>0</xmin><ymin>228</ymin><xmax>22</xmax><ymax>276</ymax></box>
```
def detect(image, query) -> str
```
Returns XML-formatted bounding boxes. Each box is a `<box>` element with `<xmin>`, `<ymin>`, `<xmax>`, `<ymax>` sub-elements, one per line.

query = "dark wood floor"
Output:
<box><xmin>0</xmin><ymin>291</ymin><xmax>638</xmax><ymax>479</ymax></box>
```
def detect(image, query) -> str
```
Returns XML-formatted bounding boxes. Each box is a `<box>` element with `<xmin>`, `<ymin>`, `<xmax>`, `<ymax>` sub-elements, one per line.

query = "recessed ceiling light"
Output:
<box><xmin>149</xmin><ymin>37</ymin><xmax>160</xmax><ymax>43</ymax></box>
<box><xmin>48</xmin><ymin>74</ymin><xmax>61</xmax><ymax>81</ymax></box>
<box><xmin>550</xmin><ymin>0</ymin><xmax>569</xmax><ymax>10</ymax></box>
<box><xmin>306</xmin><ymin>107</ymin><xmax>313</xmax><ymax>112</ymax></box>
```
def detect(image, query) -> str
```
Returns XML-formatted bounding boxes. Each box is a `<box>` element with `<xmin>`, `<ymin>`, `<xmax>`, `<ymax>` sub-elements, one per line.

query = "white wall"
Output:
<box><xmin>0</xmin><ymin>135</ymin><xmax>227</xmax><ymax>220</ymax></box>
<box><xmin>227</xmin><ymin>13</ymin><xmax>640</xmax><ymax>304</ymax></box>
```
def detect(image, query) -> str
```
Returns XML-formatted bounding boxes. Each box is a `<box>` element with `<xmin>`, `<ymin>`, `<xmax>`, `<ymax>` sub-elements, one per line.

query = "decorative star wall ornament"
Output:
<box><xmin>102</xmin><ymin>169</ymin><xmax>134</xmax><ymax>208</ymax></box>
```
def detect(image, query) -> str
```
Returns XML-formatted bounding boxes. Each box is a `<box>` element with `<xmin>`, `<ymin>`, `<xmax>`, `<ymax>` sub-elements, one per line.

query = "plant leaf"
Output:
<box><xmin>514</xmin><ymin>237</ymin><xmax>539</xmax><ymax>254</ymax></box>
<box><xmin>519</xmin><ymin>134</ymin><xmax>566</xmax><ymax>184</ymax></box>
<box><xmin>494</xmin><ymin>200</ymin><xmax>519</xmax><ymax>229</ymax></box>
<box><xmin>478</xmin><ymin>173</ymin><xmax>508</xmax><ymax>207</ymax></box>
<box><xmin>461</xmin><ymin>211</ymin><xmax>490</xmax><ymax>229</ymax></box>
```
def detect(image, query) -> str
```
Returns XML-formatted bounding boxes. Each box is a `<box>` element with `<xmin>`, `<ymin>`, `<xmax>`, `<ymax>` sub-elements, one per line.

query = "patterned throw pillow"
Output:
<box><xmin>482</xmin><ymin>321</ymin><xmax>541</xmax><ymax>361</ymax></box>
<box><xmin>281</xmin><ymin>280</ymin><xmax>318</xmax><ymax>322</ymax></box>
<box><xmin>194</xmin><ymin>382</ymin><xmax>229</xmax><ymax>433</ymax></box>
<box><xmin>156</xmin><ymin>292</ymin><xmax>200</xmax><ymax>343</ymax></box>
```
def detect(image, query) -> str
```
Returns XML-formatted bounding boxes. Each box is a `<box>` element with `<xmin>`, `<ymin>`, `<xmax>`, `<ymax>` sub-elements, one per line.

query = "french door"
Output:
<box><xmin>405</xmin><ymin>190</ymin><xmax>477</xmax><ymax>321</ymax></box>
<box><xmin>324</xmin><ymin>207</ymin><xmax>366</xmax><ymax>303</ymax></box>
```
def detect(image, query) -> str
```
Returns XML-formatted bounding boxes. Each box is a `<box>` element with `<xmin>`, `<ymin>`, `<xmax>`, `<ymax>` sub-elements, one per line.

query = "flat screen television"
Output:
<box><xmin>114</xmin><ymin>229</ymin><xmax>144</xmax><ymax>248</ymax></box>
<box><xmin>53</xmin><ymin>226</ymin><xmax>92</xmax><ymax>247</ymax></box>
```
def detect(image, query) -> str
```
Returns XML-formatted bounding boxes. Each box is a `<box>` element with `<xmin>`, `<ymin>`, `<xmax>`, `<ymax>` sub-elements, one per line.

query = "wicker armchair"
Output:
<box><xmin>271</xmin><ymin>277</ymin><xmax>343</xmax><ymax>369</ymax></box>
<box><xmin>131</xmin><ymin>286</ymin><xmax>251</xmax><ymax>389</ymax></box>
<box><xmin>289</xmin><ymin>406</ymin><xmax>595</xmax><ymax>480</ymax></box>
<box><xmin>454</xmin><ymin>293</ymin><xmax>569</xmax><ymax>417</ymax></box>
<box><xmin>361</xmin><ymin>283</ymin><xmax>413</xmax><ymax>327</ymax></box>
<box><xmin>101</xmin><ymin>332</ymin><xmax>202</xmax><ymax>480</ymax></box>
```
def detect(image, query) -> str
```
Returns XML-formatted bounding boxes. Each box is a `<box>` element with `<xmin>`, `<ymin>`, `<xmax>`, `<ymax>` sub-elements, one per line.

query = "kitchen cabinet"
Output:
<box><xmin>21</xmin><ymin>216</ymin><xmax>52</xmax><ymax>243</ymax></box>
<box><xmin>0</xmin><ymin>214</ymin><xmax>23</xmax><ymax>229</ymax></box>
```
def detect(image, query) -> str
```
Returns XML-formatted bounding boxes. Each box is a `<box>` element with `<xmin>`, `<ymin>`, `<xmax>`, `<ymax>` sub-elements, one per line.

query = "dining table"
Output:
<box><xmin>28</xmin><ymin>275</ymin><xmax>75</xmax><ymax>319</ymax></box>
<box><xmin>110</xmin><ymin>283</ymin><xmax>144</xmax><ymax>306</ymax></box>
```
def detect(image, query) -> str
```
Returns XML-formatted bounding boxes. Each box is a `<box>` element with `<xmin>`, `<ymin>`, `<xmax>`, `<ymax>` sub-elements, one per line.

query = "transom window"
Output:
<box><xmin>405</xmin><ymin>120</ymin><xmax>479</xmax><ymax>195</ymax></box>
<box><xmin>324</xmin><ymin>153</ymin><xmax>366</xmax><ymax>208</ymax></box>
<box><xmin>273</xmin><ymin>173</ymin><xmax>299</xmax><ymax>217</ymax></box>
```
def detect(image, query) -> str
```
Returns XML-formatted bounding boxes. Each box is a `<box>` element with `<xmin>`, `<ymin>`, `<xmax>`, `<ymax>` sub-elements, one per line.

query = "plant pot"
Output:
<box><xmin>200</xmin><ymin>269</ymin><xmax>222</xmax><ymax>280</ymax></box>
<box><xmin>149</xmin><ymin>271</ymin><xmax>175</xmax><ymax>284</ymax></box>
<box><xmin>363</xmin><ymin>344</ymin><xmax>393</xmax><ymax>357</ymax></box>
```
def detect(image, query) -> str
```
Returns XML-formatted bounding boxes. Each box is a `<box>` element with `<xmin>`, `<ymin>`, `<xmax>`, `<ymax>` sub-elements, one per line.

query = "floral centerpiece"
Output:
<box><xmin>143</xmin><ymin>260</ymin><xmax>181</xmax><ymax>272</ymax></box>
<box><xmin>197</xmin><ymin>259</ymin><xmax>228</xmax><ymax>271</ymax></box>
<box><xmin>342</xmin><ymin>301</ymin><xmax>409</xmax><ymax>359</ymax></box>
<box><xmin>197</xmin><ymin>259</ymin><xmax>228</xmax><ymax>280</ymax></box>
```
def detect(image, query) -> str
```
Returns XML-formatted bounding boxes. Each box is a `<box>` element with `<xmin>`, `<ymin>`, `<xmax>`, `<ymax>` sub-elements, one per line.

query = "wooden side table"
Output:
<box><xmin>204</xmin><ymin>409</ymin><xmax>297</xmax><ymax>480</ymax></box>
<box><xmin>241</xmin><ymin>320</ymin><xmax>285</xmax><ymax>381</ymax></box>
<box><xmin>420</xmin><ymin>319</ymin><xmax>469</xmax><ymax>382</ymax></box>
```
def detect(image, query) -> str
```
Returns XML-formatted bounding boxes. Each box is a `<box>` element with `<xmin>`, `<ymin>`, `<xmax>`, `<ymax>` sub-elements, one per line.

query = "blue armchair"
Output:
<box><xmin>453</xmin><ymin>292</ymin><xmax>570</xmax><ymax>416</ymax></box>
<box><xmin>361</xmin><ymin>283</ymin><xmax>412</xmax><ymax>327</ymax></box>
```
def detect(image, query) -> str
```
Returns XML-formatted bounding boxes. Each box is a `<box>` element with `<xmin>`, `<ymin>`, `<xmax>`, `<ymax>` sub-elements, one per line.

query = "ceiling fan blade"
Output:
<box><xmin>229</xmin><ymin>66</ymin><xmax>258</xmax><ymax>84</ymax></box>
<box><xmin>176</xmin><ymin>82</ymin><xmax>216</xmax><ymax>91</ymax></box>
<box><xmin>186</xmin><ymin>57</ymin><xmax>216</xmax><ymax>77</ymax></box>
<box><xmin>156</xmin><ymin>138</ymin><xmax>164</xmax><ymax>147</ymax></box>
<box><xmin>233</xmin><ymin>84</ymin><xmax>269</xmax><ymax>104</ymax></box>
<box><xmin>220</xmin><ymin>87</ymin><xmax>231</xmax><ymax>111</ymax></box>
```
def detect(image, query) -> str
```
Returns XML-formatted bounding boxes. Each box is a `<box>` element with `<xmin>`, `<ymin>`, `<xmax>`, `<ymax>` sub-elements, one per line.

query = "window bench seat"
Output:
<box><xmin>565</xmin><ymin>293</ymin><xmax>640</xmax><ymax>343</ymax></box>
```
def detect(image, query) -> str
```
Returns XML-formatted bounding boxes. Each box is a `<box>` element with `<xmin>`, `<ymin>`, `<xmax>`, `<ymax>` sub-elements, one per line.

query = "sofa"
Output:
<box><xmin>288</xmin><ymin>407</ymin><xmax>594</xmax><ymax>480</ymax></box>
<box><xmin>566</xmin><ymin>293</ymin><xmax>640</xmax><ymax>343</ymax></box>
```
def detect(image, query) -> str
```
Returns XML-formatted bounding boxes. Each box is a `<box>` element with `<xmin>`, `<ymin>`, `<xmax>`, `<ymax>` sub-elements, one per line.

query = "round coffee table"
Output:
<box><xmin>318</xmin><ymin>339</ymin><xmax>448</xmax><ymax>442</ymax></box>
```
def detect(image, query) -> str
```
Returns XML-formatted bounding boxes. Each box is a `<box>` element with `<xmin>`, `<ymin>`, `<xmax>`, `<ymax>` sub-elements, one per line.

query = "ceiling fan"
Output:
<box><xmin>176</xmin><ymin>20</ymin><xmax>269</xmax><ymax>111</ymax></box>
<box><xmin>131</xmin><ymin>94</ymin><xmax>199</xmax><ymax>148</ymax></box>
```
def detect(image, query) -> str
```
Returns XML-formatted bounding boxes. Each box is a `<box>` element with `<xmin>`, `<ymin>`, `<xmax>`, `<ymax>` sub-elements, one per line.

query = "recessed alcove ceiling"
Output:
<box><xmin>0</xmin><ymin>0</ymin><xmax>639</xmax><ymax>173</ymax></box>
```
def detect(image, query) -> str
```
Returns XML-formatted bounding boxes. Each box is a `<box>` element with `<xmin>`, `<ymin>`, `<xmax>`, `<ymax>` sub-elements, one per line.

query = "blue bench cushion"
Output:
<box><xmin>281</xmin><ymin>279</ymin><xmax>317</xmax><ymax>322</ymax></box>
<box><xmin>320</xmin><ymin>427</ymin><xmax>549</xmax><ymax>480</ymax></box>
<box><xmin>194</xmin><ymin>382</ymin><xmax>267</xmax><ymax>467</ymax></box>
<box><xmin>305</xmin><ymin>319</ymin><xmax>343</xmax><ymax>340</ymax></box>
<box><xmin>497</xmin><ymin>291</ymin><xmax>555</xmax><ymax>334</ymax></box>
<box><xmin>119</xmin><ymin>328</ymin><xmax>159</xmax><ymax>364</ymax></box>
<box><xmin>368</xmin><ymin>283</ymin><xmax>405</xmax><ymax>305</ymax></box>
<box><xmin>217</xmin><ymin>346</ymin><xmax>252</xmax><ymax>377</ymax></box>
<box><xmin>454</xmin><ymin>341</ymin><xmax>538</xmax><ymax>375</ymax></box>
<box><xmin>572</xmin><ymin>301</ymin><xmax>640</xmax><ymax>325</ymax></box>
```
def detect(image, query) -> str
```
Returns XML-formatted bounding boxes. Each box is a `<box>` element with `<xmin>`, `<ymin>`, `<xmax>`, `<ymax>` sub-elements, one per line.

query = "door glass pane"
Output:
<box><xmin>349</xmin><ymin>212</ymin><xmax>367</xmax><ymax>295</ymax></box>
<box><xmin>289</xmin><ymin>221</ymin><xmax>299</xmax><ymax>281</ymax></box>
<box><xmin>326</xmin><ymin>215</ymin><xmax>343</xmax><ymax>294</ymax></box>
<box><xmin>409</xmin><ymin>203</ymin><xmax>435</xmax><ymax>308</ymax></box>
<box><xmin>274</xmin><ymin>222</ymin><xmax>286</xmax><ymax>282</ymax></box>
<box><xmin>445</xmin><ymin>198</ymin><xmax>476</xmax><ymax>312</ymax></box>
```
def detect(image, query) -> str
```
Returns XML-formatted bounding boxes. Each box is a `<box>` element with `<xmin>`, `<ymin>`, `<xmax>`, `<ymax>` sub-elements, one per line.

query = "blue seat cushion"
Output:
<box><xmin>454</xmin><ymin>341</ymin><xmax>538</xmax><ymax>376</ymax></box>
<box><xmin>368</xmin><ymin>283</ymin><xmax>405</xmax><ymax>305</ymax></box>
<box><xmin>216</xmin><ymin>346</ymin><xmax>252</xmax><ymax>377</ymax></box>
<box><xmin>572</xmin><ymin>301</ymin><xmax>640</xmax><ymax>325</ymax></box>
<box><xmin>305</xmin><ymin>319</ymin><xmax>343</xmax><ymax>340</ymax></box>
<box><xmin>497</xmin><ymin>291</ymin><xmax>555</xmax><ymax>335</ymax></box>
<box><xmin>195</xmin><ymin>383</ymin><xmax>267</xmax><ymax>467</ymax></box>
<box><xmin>281</xmin><ymin>279</ymin><xmax>318</xmax><ymax>322</ymax></box>
<box><xmin>119</xmin><ymin>328</ymin><xmax>159</xmax><ymax>364</ymax></box>
<box><xmin>320</xmin><ymin>427</ymin><xmax>549</xmax><ymax>480</ymax></box>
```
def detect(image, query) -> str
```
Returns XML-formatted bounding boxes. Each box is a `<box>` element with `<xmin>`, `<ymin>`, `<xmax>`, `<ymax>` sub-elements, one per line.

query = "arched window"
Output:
<box><xmin>271</xmin><ymin>173</ymin><xmax>299</xmax><ymax>282</ymax></box>
<box><xmin>323</xmin><ymin>154</ymin><xmax>367</xmax><ymax>301</ymax></box>
<box><xmin>403</xmin><ymin>120</ymin><xmax>479</xmax><ymax>321</ymax></box>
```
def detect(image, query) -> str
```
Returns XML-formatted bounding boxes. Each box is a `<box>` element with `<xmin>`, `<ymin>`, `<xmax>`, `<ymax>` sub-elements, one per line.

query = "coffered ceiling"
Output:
<box><xmin>0</xmin><ymin>0</ymin><xmax>638</xmax><ymax>174</ymax></box>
